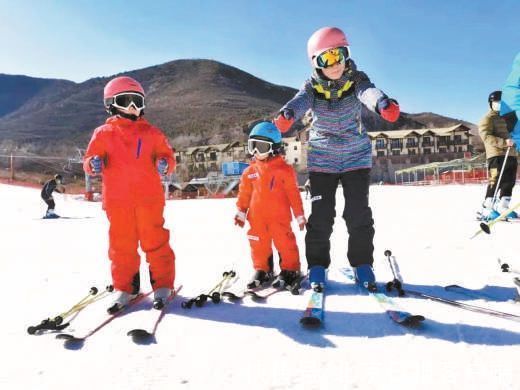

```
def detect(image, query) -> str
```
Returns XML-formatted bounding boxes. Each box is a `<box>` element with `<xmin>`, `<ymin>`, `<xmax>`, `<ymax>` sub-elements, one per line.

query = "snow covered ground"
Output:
<box><xmin>2</xmin><ymin>182</ymin><xmax>519</xmax><ymax>390</ymax></box>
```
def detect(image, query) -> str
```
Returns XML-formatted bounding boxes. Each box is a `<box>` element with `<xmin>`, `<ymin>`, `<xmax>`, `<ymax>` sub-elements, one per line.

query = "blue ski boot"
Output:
<box><xmin>43</xmin><ymin>209</ymin><xmax>60</xmax><ymax>219</ymax></box>
<box><xmin>308</xmin><ymin>266</ymin><xmax>326</xmax><ymax>292</ymax></box>
<box><xmin>354</xmin><ymin>264</ymin><xmax>377</xmax><ymax>292</ymax></box>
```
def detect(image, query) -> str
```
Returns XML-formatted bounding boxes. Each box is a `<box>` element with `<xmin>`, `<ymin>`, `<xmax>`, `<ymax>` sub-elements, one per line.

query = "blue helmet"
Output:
<box><xmin>249</xmin><ymin>121</ymin><xmax>282</xmax><ymax>144</ymax></box>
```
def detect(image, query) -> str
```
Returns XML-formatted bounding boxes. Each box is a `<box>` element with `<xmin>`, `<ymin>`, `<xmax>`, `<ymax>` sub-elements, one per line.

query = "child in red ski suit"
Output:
<box><xmin>83</xmin><ymin>76</ymin><xmax>176</xmax><ymax>312</ymax></box>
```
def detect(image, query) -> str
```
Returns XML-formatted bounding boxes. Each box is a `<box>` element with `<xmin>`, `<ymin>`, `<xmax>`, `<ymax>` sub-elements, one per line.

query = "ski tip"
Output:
<box><xmin>56</xmin><ymin>333</ymin><xmax>85</xmax><ymax>349</ymax></box>
<box><xmin>244</xmin><ymin>291</ymin><xmax>266</xmax><ymax>302</ymax></box>
<box><xmin>221</xmin><ymin>291</ymin><xmax>243</xmax><ymax>301</ymax></box>
<box><xmin>55</xmin><ymin>333</ymin><xmax>75</xmax><ymax>340</ymax></box>
<box><xmin>127</xmin><ymin>329</ymin><xmax>156</xmax><ymax>345</ymax></box>
<box><xmin>300</xmin><ymin>317</ymin><xmax>322</xmax><ymax>329</ymax></box>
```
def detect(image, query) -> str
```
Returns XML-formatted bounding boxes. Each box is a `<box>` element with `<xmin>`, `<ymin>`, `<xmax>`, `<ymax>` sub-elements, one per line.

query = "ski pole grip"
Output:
<box><xmin>384</xmin><ymin>249</ymin><xmax>392</xmax><ymax>257</ymax></box>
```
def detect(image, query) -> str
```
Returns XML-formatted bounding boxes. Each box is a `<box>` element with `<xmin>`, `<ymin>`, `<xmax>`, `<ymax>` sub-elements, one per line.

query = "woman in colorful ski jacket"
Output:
<box><xmin>274</xmin><ymin>27</ymin><xmax>400</xmax><ymax>291</ymax></box>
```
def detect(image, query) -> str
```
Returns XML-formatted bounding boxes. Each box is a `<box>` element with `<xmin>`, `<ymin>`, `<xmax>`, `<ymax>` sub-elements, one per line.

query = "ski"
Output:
<box><xmin>127</xmin><ymin>285</ymin><xmax>183</xmax><ymax>344</ymax></box>
<box><xmin>339</xmin><ymin>267</ymin><xmax>425</xmax><ymax>327</ymax></box>
<box><xmin>55</xmin><ymin>291</ymin><xmax>153</xmax><ymax>348</ymax></box>
<box><xmin>222</xmin><ymin>275</ymin><xmax>306</xmax><ymax>302</ymax></box>
<box><xmin>404</xmin><ymin>289</ymin><xmax>520</xmax><ymax>322</ymax></box>
<box><xmin>222</xmin><ymin>286</ymin><xmax>272</xmax><ymax>302</ymax></box>
<box><xmin>300</xmin><ymin>288</ymin><xmax>325</xmax><ymax>328</ymax></box>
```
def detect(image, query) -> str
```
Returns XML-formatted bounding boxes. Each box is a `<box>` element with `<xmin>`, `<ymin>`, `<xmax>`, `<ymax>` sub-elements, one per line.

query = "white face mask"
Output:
<box><xmin>491</xmin><ymin>101</ymin><xmax>501</xmax><ymax>112</ymax></box>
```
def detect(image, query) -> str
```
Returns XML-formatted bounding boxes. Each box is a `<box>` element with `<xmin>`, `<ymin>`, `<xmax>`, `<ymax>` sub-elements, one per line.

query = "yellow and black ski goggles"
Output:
<box><xmin>313</xmin><ymin>46</ymin><xmax>350</xmax><ymax>69</ymax></box>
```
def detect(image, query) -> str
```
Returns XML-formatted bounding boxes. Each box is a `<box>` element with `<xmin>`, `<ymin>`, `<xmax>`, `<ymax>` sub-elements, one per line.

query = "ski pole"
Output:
<box><xmin>472</xmin><ymin>201</ymin><xmax>520</xmax><ymax>238</ymax></box>
<box><xmin>491</xmin><ymin>147</ymin><xmax>511</xmax><ymax>205</ymax></box>
<box><xmin>383</xmin><ymin>250</ymin><xmax>405</xmax><ymax>296</ymax></box>
<box><xmin>182</xmin><ymin>270</ymin><xmax>237</xmax><ymax>308</ymax></box>
<box><xmin>27</xmin><ymin>285</ymin><xmax>112</xmax><ymax>334</ymax></box>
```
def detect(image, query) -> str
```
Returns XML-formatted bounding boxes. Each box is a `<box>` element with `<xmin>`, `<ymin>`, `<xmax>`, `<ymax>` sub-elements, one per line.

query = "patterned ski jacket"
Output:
<box><xmin>236</xmin><ymin>155</ymin><xmax>304</xmax><ymax>224</ymax></box>
<box><xmin>83</xmin><ymin>116</ymin><xmax>175</xmax><ymax>209</ymax></box>
<box><xmin>281</xmin><ymin>61</ymin><xmax>387</xmax><ymax>173</ymax></box>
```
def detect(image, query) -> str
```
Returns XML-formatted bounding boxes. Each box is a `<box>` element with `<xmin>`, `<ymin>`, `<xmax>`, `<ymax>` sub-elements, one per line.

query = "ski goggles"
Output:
<box><xmin>313</xmin><ymin>46</ymin><xmax>350</xmax><ymax>69</ymax></box>
<box><xmin>247</xmin><ymin>138</ymin><xmax>274</xmax><ymax>155</ymax></box>
<box><xmin>106</xmin><ymin>92</ymin><xmax>146</xmax><ymax>110</ymax></box>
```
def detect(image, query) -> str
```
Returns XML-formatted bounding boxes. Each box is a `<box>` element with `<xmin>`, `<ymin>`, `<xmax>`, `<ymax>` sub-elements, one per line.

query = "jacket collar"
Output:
<box><xmin>106</xmin><ymin>115</ymin><xmax>149</xmax><ymax>127</ymax></box>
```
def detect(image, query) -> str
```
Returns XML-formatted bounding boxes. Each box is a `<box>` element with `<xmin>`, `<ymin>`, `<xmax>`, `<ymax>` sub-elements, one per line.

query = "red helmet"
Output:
<box><xmin>307</xmin><ymin>27</ymin><xmax>349</xmax><ymax>65</ymax></box>
<box><xmin>103</xmin><ymin>76</ymin><xmax>145</xmax><ymax>101</ymax></box>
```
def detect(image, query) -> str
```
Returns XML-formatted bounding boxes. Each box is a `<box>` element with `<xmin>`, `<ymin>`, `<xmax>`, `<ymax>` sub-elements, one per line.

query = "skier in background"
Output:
<box><xmin>477</xmin><ymin>90</ymin><xmax>517</xmax><ymax>221</ymax></box>
<box><xmin>83</xmin><ymin>76</ymin><xmax>176</xmax><ymax>313</ymax></box>
<box><xmin>41</xmin><ymin>174</ymin><xmax>65</xmax><ymax>219</ymax></box>
<box><xmin>234</xmin><ymin>121</ymin><xmax>306</xmax><ymax>290</ymax></box>
<box><xmin>273</xmin><ymin>27</ymin><xmax>400</xmax><ymax>292</ymax></box>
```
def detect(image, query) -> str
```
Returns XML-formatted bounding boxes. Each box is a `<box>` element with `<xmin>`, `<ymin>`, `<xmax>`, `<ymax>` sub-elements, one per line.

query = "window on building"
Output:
<box><xmin>392</xmin><ymin>150</ymin><xmax>400</xmax><ymax>156</ymax></box>
<box><xmin>293</xmin><ymin>145</ymin><xmax>298</xmax><ymax>150</ymax></box>
<box><xmin>377</xmin><ymin>151</ymin><xmax>385</xmax><ymax>157</ymax></box>
<box><xmin>376</xmin><ymin>139</ymin><xmax>386</xmax><ymax>148</ymax></box>
<box><xmin>406</xmin><ymin>138</ymin><xmax>417</xmax><ymax>147</ymax></box>
<box><xmin>390</xmin><ymin>139</ymin><xmax>402</xmax><ymax>149</ymax></box>
<box><xmin>408</xmin><ymin>149</ymin><xmax>416</xmax><ymax>155</ymax></box>
<box><xmin>210</xmin><ymin>152</ymin><xmax>217</xmax><ymax>161</ymax></box>
<box><xmin>439</xmin><ymin>147</ymin><xmax>446</xmax><ymax>153</ymax></box>
<box><xmin>424</xmin><ymin>148</ymin><xmax>431</xmax><ymax>154</ymax></box>
<box><xmin>176</xmin><ymin>155</ymin><xmax>181</xmax><ymax>163</ymax></box>
<box><xmin>294</xmin><ymin>158</ymin><xmax>298</xmax><ymax>163</ymax></box>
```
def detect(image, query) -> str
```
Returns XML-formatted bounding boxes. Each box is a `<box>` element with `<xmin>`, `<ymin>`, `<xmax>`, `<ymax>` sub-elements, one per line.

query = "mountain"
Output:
<box><xmin>0</xmin><ymin>60</ymin><xmax>477</xmax><ymax>155</ymax></box>
<box><xmin>0</xmin><ymin>74</ymin><xmax>75</xmax><ymax>118</ymax></box>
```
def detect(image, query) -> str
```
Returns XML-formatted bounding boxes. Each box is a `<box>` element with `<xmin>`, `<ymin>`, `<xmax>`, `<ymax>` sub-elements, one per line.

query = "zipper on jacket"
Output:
<box><xmin>136</xmin><ymin>138</ymin><xmax>142</xmax><ymax>159</ymax></box>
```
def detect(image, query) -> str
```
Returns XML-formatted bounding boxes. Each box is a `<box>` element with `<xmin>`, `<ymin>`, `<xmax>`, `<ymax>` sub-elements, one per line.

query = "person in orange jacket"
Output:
<box><xmin>234</xmin><ymin>121</ymin><xmax>306</xmax><ymax>290</ymax></box>
<box><xmin>83</xmin><ymin>76</ymin><xmax>176</xmax><ymax>313</ymax></box>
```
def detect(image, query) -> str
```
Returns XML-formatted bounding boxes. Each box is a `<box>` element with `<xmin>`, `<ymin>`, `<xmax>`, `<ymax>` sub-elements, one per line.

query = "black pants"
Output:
<box><xmin>485</xmin><ymin>156</ymin><xmax>517</xmax><ymax>198</ymax></box>
<box><xmin>305</xmin><ymin>169</ymin><xmax>374</xmax><ymax>269</ymax></box>
<box><xmin>42</xmin><ymin>197</ymin><xmax>55</xmax><ymax>211</ymax></box>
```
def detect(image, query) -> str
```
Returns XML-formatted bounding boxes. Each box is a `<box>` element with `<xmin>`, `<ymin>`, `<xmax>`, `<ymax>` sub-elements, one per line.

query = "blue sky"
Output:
<box><xmin>1</xmin><ymin>0</ymin><xmax>519</xmax><ymax>124</ymax></box>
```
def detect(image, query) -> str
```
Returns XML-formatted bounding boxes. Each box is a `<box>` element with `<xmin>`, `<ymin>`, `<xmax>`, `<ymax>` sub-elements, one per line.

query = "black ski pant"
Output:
<box><xmin>485</xmin><ymin>156</ymin><xmax>517</xmax><ymax>199</ymax></box>
<box><xmin>305</xmin><ymin>168</ymin><xmax>374</xmax><ymax>269</ymax></box>
<box><xmin>42</xmin><ymin>197</ymin><xmax>55</xmax><ymax>211</ymax></box>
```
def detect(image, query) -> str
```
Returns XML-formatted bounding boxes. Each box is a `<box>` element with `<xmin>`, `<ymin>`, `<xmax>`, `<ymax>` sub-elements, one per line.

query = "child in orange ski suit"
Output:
<box><xmin>235</xmin><ymin>121</ymin><xmax>306</xmax><ymax>289</ymax></box>
<box><xmin>83</xmin><ymin>76</ymin><xmax>176</xmax><ymax>312</ymax></box>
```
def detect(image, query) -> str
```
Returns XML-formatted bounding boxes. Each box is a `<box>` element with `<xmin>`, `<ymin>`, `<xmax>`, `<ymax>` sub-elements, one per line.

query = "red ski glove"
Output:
<box><xmin>377</xmin><ymin>98</ymin><xmax>400</xmax><ymax>123</ymax></box>
<box><xmin>273</xmin><ymin>109</ymin><xmax>295</xmax><ymax>133</ymax></box>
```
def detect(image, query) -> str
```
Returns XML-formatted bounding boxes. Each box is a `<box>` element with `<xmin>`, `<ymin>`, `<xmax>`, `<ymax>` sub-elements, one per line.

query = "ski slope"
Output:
<box><xmin>2</xmin><ymin>182</ymin><xmax>519</xmax><ymax>390</ymax></box>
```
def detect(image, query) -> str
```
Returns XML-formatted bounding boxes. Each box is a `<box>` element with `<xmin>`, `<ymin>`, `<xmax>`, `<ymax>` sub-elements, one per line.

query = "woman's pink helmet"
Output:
<box><xmin>307</xmin><ymin>27</ymin><xmax>349</xmax><ymax>66</ymax></box>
